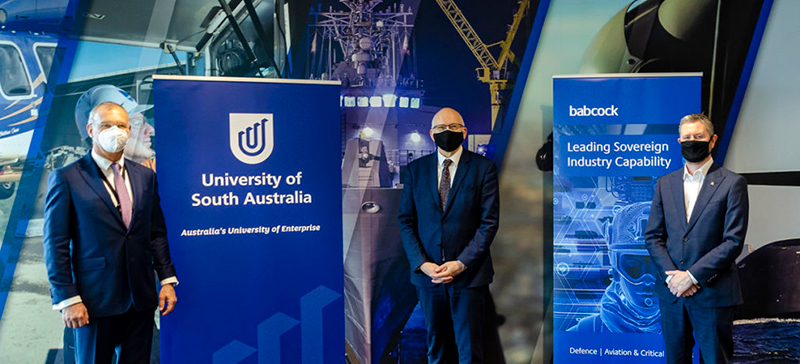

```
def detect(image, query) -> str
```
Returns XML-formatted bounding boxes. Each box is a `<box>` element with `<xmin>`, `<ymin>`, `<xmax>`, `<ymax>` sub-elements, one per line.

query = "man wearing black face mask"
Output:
<box><xmin>644</xmin><ymin>114</ymin><xmax>749</xmax><ymax>364</ymax></box>
<box><xmin>398</xmin><ymin>107</ymin><xmax>500</xmax><ymax>363</ymax></box>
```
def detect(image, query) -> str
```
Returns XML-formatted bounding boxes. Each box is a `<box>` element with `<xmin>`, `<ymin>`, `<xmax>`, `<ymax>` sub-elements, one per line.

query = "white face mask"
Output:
<box><xmin>95</xmin><ymin>125</ymin><xmax>129</xmax><ymax>153</ymax></box>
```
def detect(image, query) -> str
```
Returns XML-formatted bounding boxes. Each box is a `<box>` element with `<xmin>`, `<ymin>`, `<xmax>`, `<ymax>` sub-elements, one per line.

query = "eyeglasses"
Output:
<box><xmin>431</xmin><ymin>123</ymin><xmax>465</xmax><ymax>132</ymax></box>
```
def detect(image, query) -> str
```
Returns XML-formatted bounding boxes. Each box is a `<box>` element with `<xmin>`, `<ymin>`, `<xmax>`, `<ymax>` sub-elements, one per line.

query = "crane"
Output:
<box><xmin>434</xmin><ymin>0</ymin><xmax>530</xmax><ymax>131</ymax></box>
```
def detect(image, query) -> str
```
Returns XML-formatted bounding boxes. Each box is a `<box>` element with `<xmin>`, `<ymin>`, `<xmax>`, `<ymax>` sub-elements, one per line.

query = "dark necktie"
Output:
<box><xmin>112</xmin><ymin>163</ymin><xmax>132</xmax><ymax>228</ymax></box>
<box><xmin>439</xmin><ymin>159</ymin><xmax>453</xmax><ymax>212</ymax></box>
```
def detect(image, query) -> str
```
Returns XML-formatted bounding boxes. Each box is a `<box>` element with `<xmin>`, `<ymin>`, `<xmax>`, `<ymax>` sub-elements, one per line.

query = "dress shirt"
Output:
<box><xmin>436</xmin><ymin>146</ymin><xmax>463</xmax><ymax>188</ymax></box>
<box><xmin>668</xmin><ymin>157</ymin><xmax>713</xmax><ymax>286</ymax></box>
<box><xmin>92</xmin><ymin>149</ymin><xmax>133</xmax><ymax>207</ymax></box>
<box><xmin>683</xmin><ymin>158</ymin><xmax>713</xmax><ymax>223</ymax></box>
<box><xmin>53</xmin><ymin>150</ymin><xmax>177</xmax><ymax>310</ymax></box>
<box><xmin>435</xmin><ymin>146</ymin><xmax>466</xmax><ymax>269</ymax></box>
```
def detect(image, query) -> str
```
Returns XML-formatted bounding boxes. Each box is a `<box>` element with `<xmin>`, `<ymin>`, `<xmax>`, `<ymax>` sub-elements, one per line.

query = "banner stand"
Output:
<box><xmin>153</xmin><ymin>75</ymin><xmax>344</xmax><ymax>364</ymax></box>
<box><xmin>552</xmin><ymin>73</ymin><xmax>701</xmax><ymax>363</ymax></box>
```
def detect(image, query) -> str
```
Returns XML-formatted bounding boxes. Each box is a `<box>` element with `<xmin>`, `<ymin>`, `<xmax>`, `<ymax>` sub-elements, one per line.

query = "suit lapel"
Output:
<box><xmin>76</xmin><ymin>153</ymin><xmax>125</xmax><ymax>226</ymax></box>
<box><xmin>686</xmin><ymin>164</ymin><xmax>726</xmax><ymax>233</ymax></box>
<box><xmin>443</xmin><ymin>151</ymin><xmax>471</xmax><ymax>216</ymax></box>
<box><xmin>126</xmin><ymin>160</ymin><xmax>141</xmax><ymax>229</ymax></box>
<box><xmin>426</xmin><ymin>155</ymin><xmax>442</xmax><ymax>215</ymax></box>
<box><xmin>670</xmin><ymin>171</ymin><xmax>688</xmax><ymax>230</ymax></box>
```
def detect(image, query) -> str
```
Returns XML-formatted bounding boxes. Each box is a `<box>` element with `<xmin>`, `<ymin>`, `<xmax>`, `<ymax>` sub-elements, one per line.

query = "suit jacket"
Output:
<box><xmin>43</xmin><ymin>153</ymin><xmax>176</xmax><ymax>318</ymax></box>
<box><xmin>398</xmin><ymin>149</ymin><xmax>500</xmax><ymax>288</ymax></box>
<box><xmin>644</xmin><ymin>163</ymin><xmax>748</xmax><ymax>307</ymax></box>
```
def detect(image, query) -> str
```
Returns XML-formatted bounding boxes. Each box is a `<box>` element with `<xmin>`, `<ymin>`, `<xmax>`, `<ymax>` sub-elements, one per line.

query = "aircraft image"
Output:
<box><xmin>0</xmin><ymin>0</ymin><xmax>67</xmax><ymax>199</ymax></box>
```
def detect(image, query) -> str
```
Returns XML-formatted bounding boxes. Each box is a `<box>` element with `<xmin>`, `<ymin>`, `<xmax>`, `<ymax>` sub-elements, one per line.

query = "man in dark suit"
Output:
<box><xmin>398</xmin><ymin>107</ymin><xmax>500</xmax><ymax>363</ymax></box>
<box><xmin>43</xmin><ymin>102</ymin><xmax>178</xmax><ymax>364</ymax></box>
<box><xmin>645</xmin><ymin>113</ymin><xmax>749</xmax><ymax>364</ymax></box>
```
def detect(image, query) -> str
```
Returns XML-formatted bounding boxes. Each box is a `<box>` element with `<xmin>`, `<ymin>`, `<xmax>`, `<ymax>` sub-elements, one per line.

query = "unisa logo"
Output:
<box><xmin>229</xmin><ymin>113</ymin><xmax>274</xmax><ymax>164</ymax></box>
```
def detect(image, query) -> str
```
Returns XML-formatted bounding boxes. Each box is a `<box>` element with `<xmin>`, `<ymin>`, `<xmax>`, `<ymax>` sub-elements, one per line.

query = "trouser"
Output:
<box><xmin>417</xmin><ymin>284</ymin><xmax>487</xmax><ymax>364</ymax></box>
<box><xmin>73</xmin><ymin>306</ymin><xmax>155</xmax><ymax>364</ymax></box>
<box><xmin>659</xmin><ymin>297</ymin><xmax>735</xmax><ymax>364</ymax></box>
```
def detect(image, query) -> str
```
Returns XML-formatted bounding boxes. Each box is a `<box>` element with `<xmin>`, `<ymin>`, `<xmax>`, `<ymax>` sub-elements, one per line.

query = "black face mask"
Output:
<box><xmin>433</xmin><ymin>130</ymin><xmax>464</xmax><ymax>152</ymax></box>
<box><xmin>681</xmin><ymin>140</ymin><xmax>711</xmax><ymax>163</ymax></box>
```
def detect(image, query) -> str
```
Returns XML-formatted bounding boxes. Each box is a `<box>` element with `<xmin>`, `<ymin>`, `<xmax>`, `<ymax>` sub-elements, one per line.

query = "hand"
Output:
<box><xmin>430</xmin><ymin>260</ymin><xmax>467</xmax><ymax>284</ymax></box>
<box><xmin>62</xmin><ymin>302</ymin><xmax>89</xmax><ymax>328</ymax></box>
<box><xmin>681</xmin><ymin>284</ymin><xmax>701</xmax><ymax>297</ymax></box>
<box><xmin>159</xmin><ymin>284</ymin><xmax>177</xmax><ymax>316</ymax></box>
<box><xmin>419</xmin><ymin>262</ymin><xmax>447</xmax><ymax>284</ymax></box>
<box><xmin>666</xmin><ymin>270</ymin><xmax>698</xmax><ymax>297</ymax></box>
<box><xmin>419</xmin><ymin>262</ymin><xmax>440</xmax><ymax>277</ymax></box>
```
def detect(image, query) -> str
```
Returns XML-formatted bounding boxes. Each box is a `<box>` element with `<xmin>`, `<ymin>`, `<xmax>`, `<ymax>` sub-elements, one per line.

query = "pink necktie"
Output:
<box><xmin>111</xmin><ymin>163</ymin><xmax>132</xmax><ymax>228</ymax></box>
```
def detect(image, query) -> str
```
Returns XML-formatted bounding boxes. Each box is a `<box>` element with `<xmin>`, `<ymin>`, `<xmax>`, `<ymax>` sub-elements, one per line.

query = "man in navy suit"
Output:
<box><xmin>43</xmin><ymin>102</ymin><xmax>178</xmax><ymax>364</ymax></box>
<box><xmin>398</xmin><ymin>107</ymin><xmax>500</xmax><ymax>363</ymax></box>
<box><xmin>645</xmin><ymin>113</ymin><xmax>749</xmax><ymax>364</ymax></box>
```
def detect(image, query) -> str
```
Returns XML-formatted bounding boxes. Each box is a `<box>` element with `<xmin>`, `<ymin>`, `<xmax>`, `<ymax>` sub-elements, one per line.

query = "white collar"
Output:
<box><xmin>683</xmin><ymin>158</ymin><xmax>713</xmax><ymax>181</ymax></box>
<box><xmin>437</xmin><ymin>146</ymin><xmax>464</xmax><ymax>167</ymax></box>
<box><xmin>91</xmin><ymin>148</ymin><xmax>125</xmax><ymax>172</ymax></box>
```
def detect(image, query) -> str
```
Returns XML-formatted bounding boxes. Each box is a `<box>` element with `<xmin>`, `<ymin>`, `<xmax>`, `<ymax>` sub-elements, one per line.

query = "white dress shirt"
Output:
<box><xmin>53</xmin><ymin>151</ymin><xmax>177</xmax><ymax>310</ymax></box>
<box><xmin>670</xmin><ymin>157</ymin><xmax>713</xmax><ymax>286</ymax></box>
<box><xmin>92</xmin><ymin>149</ymin><xmax>134</xmax><ymax>207</ymax></box>
<box><xmin>683</xmin><ymin>158</ymin><xmax>713</xmax><ymax>223</ymax></box>
<box><xmin>436</xmin><ymin>146</ymin><xmax>463</xmax><ymax>188</ymax></box>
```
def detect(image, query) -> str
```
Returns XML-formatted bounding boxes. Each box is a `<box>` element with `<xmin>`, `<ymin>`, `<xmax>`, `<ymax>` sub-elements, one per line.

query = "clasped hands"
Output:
<box><xmin>420</xmin><ymin>261</ymin><xmax>467</xmax><ymax>284</ymax></box>
<box><xmin>666</xmin><ymin>270</ymin><xmax>700</xmax><ymax>297</ymax></box>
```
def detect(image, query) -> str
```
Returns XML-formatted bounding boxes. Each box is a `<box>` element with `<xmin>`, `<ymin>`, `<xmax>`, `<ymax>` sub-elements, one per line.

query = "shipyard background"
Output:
<box><xmin>0</xmin><ymin>0</ymin><xmax>798</xmax><ymax>363</ymax></box>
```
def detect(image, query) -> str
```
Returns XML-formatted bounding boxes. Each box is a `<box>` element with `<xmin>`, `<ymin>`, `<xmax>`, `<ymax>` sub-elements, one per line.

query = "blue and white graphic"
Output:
<box><xmin>553</xmin><ymin>74</ymin><xmax>700</xmax><ymax>363</ymax></box>
<box><xmin>229</xmin><ymin>113</ymin><xmax>274</xmax><ymax>164</ymax></box>
<box><xmin>153</xmin><ymin>75</ymin><xmax>343</xmax><ymax>364</ymax></box>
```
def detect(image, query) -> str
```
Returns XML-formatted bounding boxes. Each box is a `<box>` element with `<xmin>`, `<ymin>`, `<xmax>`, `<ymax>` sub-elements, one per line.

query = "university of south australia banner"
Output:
<box><xmin>553</xmin><ymin>74</ymin><xmax>701</xmax><ymax>363</ymax></box>
<box><xmin>153</xmin><ymin>76</ymin><xmax>343</xmax><ymax>364</ymax></box>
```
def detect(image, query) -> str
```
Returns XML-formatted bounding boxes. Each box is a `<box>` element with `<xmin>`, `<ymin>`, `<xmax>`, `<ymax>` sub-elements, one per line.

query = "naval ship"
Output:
<box><xmin>307</xmin><ymin>2</ymin><xmax>437</xmax><ymax>363</ymax></box>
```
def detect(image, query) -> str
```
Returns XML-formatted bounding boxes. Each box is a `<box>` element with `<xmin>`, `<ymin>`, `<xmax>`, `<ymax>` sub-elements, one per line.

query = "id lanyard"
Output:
<box><xmin>96</xmin><ymin>162</ymin><xmax>129</xmax><ymax>213</ymax></box>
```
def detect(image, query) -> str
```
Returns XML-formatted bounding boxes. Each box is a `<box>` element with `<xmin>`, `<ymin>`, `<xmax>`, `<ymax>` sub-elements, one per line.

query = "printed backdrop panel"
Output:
<box><xmin>553</xmin><ymin>74</ymin><xmax>700</xmax><ymax>363</ymax></box>
<box><xmin>154</xmin><ymin>76</ymin><xmax>343</xmax><ymax>364</ymax></box>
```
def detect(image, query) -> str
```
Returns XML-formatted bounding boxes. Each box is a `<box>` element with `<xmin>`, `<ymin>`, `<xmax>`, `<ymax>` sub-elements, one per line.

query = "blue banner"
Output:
<box><xmin>153</xmin><ymin>76</ymin><xmax>343</xmax><ymax>364</ymax></box>
<box><xmin>553</xmin><ymin>74</ymin><xmax>700</xmax><ymax>363</ymax></box>
<box><xmin>553</xmin><ymin>75</ymin><xmax>699</xmax><ymax>125</ymax></box>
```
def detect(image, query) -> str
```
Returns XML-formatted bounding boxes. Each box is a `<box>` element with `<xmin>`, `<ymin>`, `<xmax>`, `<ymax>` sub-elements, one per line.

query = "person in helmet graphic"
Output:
<box><xmin>569</xmin><ymin>202</ymin><xmax>661</xmax><ymax>333</ymax></box>
<box><xmin>75</xmin><ymin>84</ymin><xmax>157</xmax><ymax>170</ymax></box>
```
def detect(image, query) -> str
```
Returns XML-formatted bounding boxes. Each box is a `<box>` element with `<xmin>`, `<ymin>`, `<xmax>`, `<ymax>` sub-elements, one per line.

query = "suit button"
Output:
<box><xmin>683</xmin><ymin>237</ymin><xmax>688</xmax><ymax>242</ymax></box>
<box><xmin>680</xmin><ymin>260</ymin><xmax>684</xmax><ymax>264</ymax></box>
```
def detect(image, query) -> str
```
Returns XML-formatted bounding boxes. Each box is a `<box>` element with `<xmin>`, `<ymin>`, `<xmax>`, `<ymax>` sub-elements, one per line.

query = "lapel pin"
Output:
<box><xmin>710</xmin><ymin>181</ymin><xmax>715</xmax><ymax>186</ymax></box>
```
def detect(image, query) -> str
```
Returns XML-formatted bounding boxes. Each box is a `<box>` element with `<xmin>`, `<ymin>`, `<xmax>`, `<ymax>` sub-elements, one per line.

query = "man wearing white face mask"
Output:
<box><xmin>74</xmin><ymin>84</ymin><xmax>157</xmax><ymax>170</ymax></box>
<box><xmin>43</xmin><ymin>102</ymin><xmax>178</xmax><ymax>363</ymax></box>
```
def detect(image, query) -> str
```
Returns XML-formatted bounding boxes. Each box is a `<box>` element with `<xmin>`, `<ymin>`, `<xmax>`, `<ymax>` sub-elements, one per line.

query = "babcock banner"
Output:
<box><xmin>153</xmin><ymin>76</ymin><xmax>343</xmax><ymax>364</ymax></box>
<box><xmin>553</xmin><ymin>74</ymin><xmax>700</xmax><ymax>363</ymax></box>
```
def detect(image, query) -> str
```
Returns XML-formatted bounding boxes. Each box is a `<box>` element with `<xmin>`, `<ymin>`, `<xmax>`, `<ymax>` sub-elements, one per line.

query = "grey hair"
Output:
<box><xmin>88</xmin><ymin>102</ymin><xmax>126</xmax><ymax>126</ymax></box>
<box><xmin>679</xmin><ymin>113</ymin><xmax>714</xmax><ymax>136</ymax></box>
